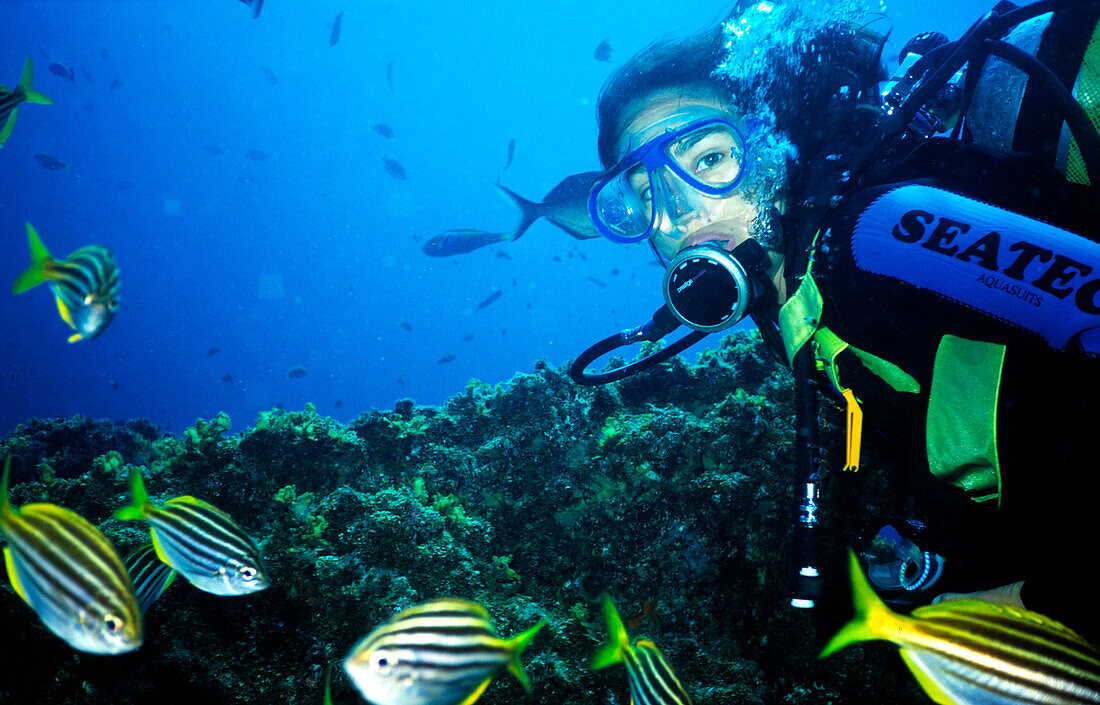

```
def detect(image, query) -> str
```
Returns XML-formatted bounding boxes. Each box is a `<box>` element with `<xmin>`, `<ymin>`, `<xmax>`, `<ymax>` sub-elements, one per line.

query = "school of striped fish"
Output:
<box><xmin>7</xmin><ymin>5</ymin><xmax>1100</xmax><ymax>704</ymax></box>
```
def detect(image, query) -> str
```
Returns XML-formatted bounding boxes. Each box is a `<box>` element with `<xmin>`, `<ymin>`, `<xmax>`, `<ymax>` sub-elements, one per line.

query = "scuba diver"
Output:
<box><xmin>570</xmin><ymin>0</ymin><xmax>1100</xmax><ymax>641</ymax></box>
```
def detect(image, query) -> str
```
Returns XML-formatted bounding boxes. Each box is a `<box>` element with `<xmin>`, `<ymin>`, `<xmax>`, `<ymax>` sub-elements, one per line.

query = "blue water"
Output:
<box><xmin>1</xmin><ymin>0</ymin><xmax>988</xmax><ymax>436</ymax></box>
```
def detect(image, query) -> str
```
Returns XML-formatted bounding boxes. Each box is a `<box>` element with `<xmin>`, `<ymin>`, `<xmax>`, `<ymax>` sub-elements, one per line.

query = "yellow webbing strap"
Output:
<box><xmin>812</xmin><ymin>328</ymin><xmax>864</xmax><ymax>472</ymax></box>
<box><xmin>778</xmin><ymin>271</ymin><xmax>823</xmax><ymax>368</ymax></box>
<box><xmin>926</xmin><ymin>335</ymin><xmax>1005</xmax><ymax>504</ymax></box>
<box><xmin>779</xmin><ymin>273</ymin><xmax>922</xmax><ymax>473</ymax></box>
<box><xmin>1066</xmin><ymin>18</ymin><xmax>1099</xmax><ymax>186</ymax></box>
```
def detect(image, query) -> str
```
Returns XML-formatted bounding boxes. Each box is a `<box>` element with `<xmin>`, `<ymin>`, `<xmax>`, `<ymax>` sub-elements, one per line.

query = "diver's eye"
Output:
<box><xmin>104</xmin><ymin>614</ymin><xmax>124</xmax><ymax>634</ymax></box>
<box><xmin>697</xmin><ymin>152</ymin><xmax>724</xmax><ymax>171</ymax></box>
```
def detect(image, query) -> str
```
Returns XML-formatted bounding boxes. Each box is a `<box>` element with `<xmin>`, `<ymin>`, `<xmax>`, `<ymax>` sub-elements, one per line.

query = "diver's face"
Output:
<box><xmin>617</xmin><ymin>92</ymin><xmax>760</xmax><ymax>263</ymax></box>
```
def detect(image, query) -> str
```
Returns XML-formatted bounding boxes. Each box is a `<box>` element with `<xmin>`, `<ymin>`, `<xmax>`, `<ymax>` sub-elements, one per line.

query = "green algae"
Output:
<box><xmin>0</xmin><ymin>330</ymin><xmax>926</xmax><ymax>705</ymax></box>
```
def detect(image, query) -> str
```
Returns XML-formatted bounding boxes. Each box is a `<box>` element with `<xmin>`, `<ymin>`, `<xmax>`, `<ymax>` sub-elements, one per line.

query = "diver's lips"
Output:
<box><xmin>685</xmin><ymin>225</ymin><xmax>739</xmax><ymax>250</ymax></box>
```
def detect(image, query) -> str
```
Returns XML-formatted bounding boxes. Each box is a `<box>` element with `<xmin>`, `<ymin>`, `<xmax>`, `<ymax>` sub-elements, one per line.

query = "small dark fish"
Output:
<box><xmin>80</xmin><ymin>65</ymin><xmax>95</xmax><ymax>84</ymax></box>
<box><xmin>386</xmin><ymin>60</ymin><xmax>394</xmax><ymax>90</ymax></box>
<box><xmin>372</xmin><ymin>123</ymin><xmax>394</xmax><ymax>139</ymax></box>
<box><xmin>33</xmin><ymin>153</ymin><xmax>69</xmax><ymax>171</ymax></box>
<box><xmin>110</xmin><ymin>379</ymin><xmax>119</xmax><ymax>391</ymax></box>
<box><xmin>504</xmin><ymin>137</ymin><xmax>516</xmax><ymax>170</ymax></box>
<box><xmin>463</xmin><ymin>333</ymin><xmax>474</xmax><ymax>342</ymax></box>
<box><xmin>12</xmin><ymin>223</ymin><xmax>120</xmax><ymax>343</ymax></box>
<box><xmin>205</xmin><ymin>144</ymin><xmax>224</xmax><ymax>155</ymax></box>
<box><xmin>333</xmin><ymin>399</ymin><xmax>344</xmax><ymax>409</ymax></box>
<box><xmin>496</xmin><ymin>171</ymin><xmax>603</xmax><ymax>243</ymax></box>
<box><xmin>10</xmin><ymin>367</ymin><xmax>22</xmax><ymax>386</ymax></box>
<box><xmin>399</xmin><ymin>321</ymin><xmax>412</xmax><ymax>331</ymax></box>
<box><xmin>0</xmin><ymin>58</ymin><xmax>54</xmax><ymax>147</ymax></box>
<box><xmin>207</xmin><ymin>347</ymin><xmax>220</xmax><ymax>356</ymax></box>
<box><xmin>495</xmin><ymin>250</ymin><xmax>512</xmax><ymax>260</ymax></box>
<box><xmin>437</xmin><ymin>354</ymin><xmax>457</xmax><ymax>364</ymax></box>
<box><xmin>422</xmin><ymin>229</ymin><xmax>509</xmax><ymax>257</ymax></box>
<box><xmin>245</xmin><ymin>149</ymin><xmax>268</xmax><ymax>161</ymax></box>
<box><xmin>48</xmin><ymin>61</ymin><xmax>75</xmax><ymax>82</ymax></box>
<box><xmin>238</xmin><ymin>0</ymin><xmax>263</xmax><ymax>19</ymax></box>
<box><xmin>329</xmin><ymin>12</ymin><xmax>344</xmax><ymax>47</ymax></box>
<box><xmin>287</xmin><ymin>366</ymin><xmax>307</xmax><ymax>379</ymax></box>
<box><xmin>108</xmin><ymin>79</ymin><xmax>125</xmax><ymax>93</ymax></box>
<box><xmin>396</xmin><ymin>376</ymin><xmax>405</xmax><ymax>386</ymax></box>
<box><xmin>262</xmin><ymin>67</ymin><xmax>277</xmax><ymax>85</ymax></box>
<box><xmin>586</xmin><ymin>276</ymin><xmax>607</xmax><ymax>288</ymax></box>
<box><xmin>381</xmin><ymin>157</ymin><xmax>406</xmax><ymax>180</ymax></box>
<box><xmin>476</xmin><ymin>289</ymin><xmax>503</xmax><ymax>311</ymax></box>
<box><xmin>594</xmin><ymin>38</ymin><xmax>612</xmax><ymax>62</ymax></box>
<box><xmin>222</xmin><ymin>374</ymin><xmax>234</xmax><ymax>387</ymax></box>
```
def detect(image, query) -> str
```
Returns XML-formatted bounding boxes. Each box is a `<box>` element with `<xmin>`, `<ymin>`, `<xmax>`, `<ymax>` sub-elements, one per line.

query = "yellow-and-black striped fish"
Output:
<box><xmin>343</xmin><ymin>597</ymin><xmax>545</xmax><ymax>705</ymax></box>
<box><xmin>0</xmin><ymin>57</ymin><xmax>53</xmax><ymax>147</ymax></box>
<box><xmin>123</xmin><ymin>542</ymin><xmax>177</xmax><ymax>614</ymax></box>
<box><xmin>820</xmin><ymin>549</ymin><xmax>1100</xmax><ymax>704</ymax></box>
<box><xmin>12</xmin><ymin>222</ymin><xmax>120</xmax><ymax>343</ymax></box>
<box><xmin>0</xmin><ymin>456</ymin><xmax>142</xmax><ymax>654</ymax></box>
<box><xmin>114</xmin><ymin>467</ymin><xmax>268</xmax><ymax>596</ymax></box>
<box><xmin>591</xmin><ymin>595</ymin><xmax>692</xmax><ymax>705</ymax></box>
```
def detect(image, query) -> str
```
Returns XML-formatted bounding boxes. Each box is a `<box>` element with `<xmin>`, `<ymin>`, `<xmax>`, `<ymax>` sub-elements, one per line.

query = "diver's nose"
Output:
<box><xmin>657</xmin><ymin>170</ymin><xmax>698</xmax><ymax>224</ymax></box>
<box><xmin>665</xmin><ymin>190</ymin><xmax>695</xmax><ymax>221</ymax></box>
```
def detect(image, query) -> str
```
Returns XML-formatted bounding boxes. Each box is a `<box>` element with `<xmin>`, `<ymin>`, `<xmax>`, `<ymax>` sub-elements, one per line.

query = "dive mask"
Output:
<box><xmin>589</xmin><ymin>114</ymin><xmax>749</xmax><ymax>244</ymax></box>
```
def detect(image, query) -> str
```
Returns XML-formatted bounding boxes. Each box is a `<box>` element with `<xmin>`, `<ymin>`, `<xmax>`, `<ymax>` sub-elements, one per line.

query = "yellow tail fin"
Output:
<box><xmin>819</xmin><ymin>549</ymin><xmax>899</xmax><ymax>658</ymax></box>
<box><xmin>12</xmin><ymin>222</ymin><xmax>54</xmax><ymax>294</ymax></box>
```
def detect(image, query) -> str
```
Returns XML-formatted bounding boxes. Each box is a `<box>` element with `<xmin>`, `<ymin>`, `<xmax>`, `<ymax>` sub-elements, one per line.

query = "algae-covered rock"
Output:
<box><xmin>0</xmin><ymin>330</ymin><xmax>927</xmax><ymax>705</ymax></box>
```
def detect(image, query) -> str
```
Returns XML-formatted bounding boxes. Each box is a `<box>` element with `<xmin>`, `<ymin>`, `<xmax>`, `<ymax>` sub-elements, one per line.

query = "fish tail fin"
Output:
<box><xmin>819</xmin><ymin>549</ymin><xmax>899</xmax><ymax>659</ymax></box>
<box><xmin>11</xmin><ymin>222</ymin><xmax>54</xmax><ymax>294</ymax></box>
<box><xmin>1</xmin><ymin>456</ymin><xmax>12</xmax><ymax>518</ymax></box>
<box><xmin>505</xmin><ymin>619</ymin><xmax>546</xmax><ymax>693</ymax></box>
<box><xmin>591</xmin><ymin>594</ymin><xmax>631</xmax><ymax>670</ymax></box>
<box><xmin>0</xmin><ymin>107</ymin><xmax>18</xmax><ymax>146</ymax></box>
<box><xmin>17</xmin><ymin>57</ymin><xmax>53</xmax><ymax>106</ymax></box>
<box><xmin>114</xmin><ymin>466</ymin><xmax>149</xmax><ymax>521</ymax></box>
<box><xmin>495</xmin><ymin>183</ymin><xmax>542</xmax><ymax>241</ymax></box>
<box><xmin>323</xmin><ymin>664</ymin><xmax>334</xmax><ymax>705</ymax></box>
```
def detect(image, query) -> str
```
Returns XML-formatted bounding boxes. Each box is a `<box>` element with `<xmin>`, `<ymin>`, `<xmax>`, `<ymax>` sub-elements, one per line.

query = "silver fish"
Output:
<box><xmin>344</xmin><ymin>598</ymin><xmax>544</xmax><ymax>705</ymax></box>
<box><xmin>1</xmin><ymin>457</ymin><xmax>143</xmax><ymax>654</ymax></box>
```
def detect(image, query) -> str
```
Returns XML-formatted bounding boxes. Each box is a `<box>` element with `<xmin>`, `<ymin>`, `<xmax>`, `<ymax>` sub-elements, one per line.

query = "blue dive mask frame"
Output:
<box><xmin>589</xmin><ymin>116</ymin><xmax>750</xmax><ymax>244</ymax></box>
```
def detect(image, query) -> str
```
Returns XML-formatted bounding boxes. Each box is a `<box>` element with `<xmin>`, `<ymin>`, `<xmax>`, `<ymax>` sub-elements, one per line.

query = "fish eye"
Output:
<box><xmin>104</xmin><ymin>614</ymin><xmax>124</xmax><ymax>634</ymax></box>
<box><xmin>240</xmin><ymin>566</ymin><xmax>257</xmax><ymax>581</ymax></box>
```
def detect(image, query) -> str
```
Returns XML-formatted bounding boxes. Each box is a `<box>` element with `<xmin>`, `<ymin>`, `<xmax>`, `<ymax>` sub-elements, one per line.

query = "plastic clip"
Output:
<box><xmin>841</xmin><ymin>388</ymin><xmax>862</xmax><ymax>472</ymax></box>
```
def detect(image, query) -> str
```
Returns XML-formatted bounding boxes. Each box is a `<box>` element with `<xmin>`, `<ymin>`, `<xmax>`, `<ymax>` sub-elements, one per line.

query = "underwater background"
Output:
<box><xmin>3</xmin><ymin>1</ymin><xmax>997</xmax><ymax>704</ymax></box>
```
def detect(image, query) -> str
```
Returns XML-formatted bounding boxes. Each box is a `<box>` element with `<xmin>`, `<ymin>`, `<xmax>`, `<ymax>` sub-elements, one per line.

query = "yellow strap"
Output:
<box><xmin>842</xmin><ymin>388</ymin><xmax>863</xmax><ymax>472</ymax></box>
<box><xmin>778</xmin><ymin>272</ymin><xmax>824</xmax><ymax>366</ymax></box>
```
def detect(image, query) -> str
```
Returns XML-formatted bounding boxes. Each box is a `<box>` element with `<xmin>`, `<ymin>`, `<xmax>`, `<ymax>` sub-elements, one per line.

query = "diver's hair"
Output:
<box><xmin>596</xmin><ymin>6</ymin><xmax>887</xmax><ymax>167</ymax></box>
<box><xmin>595</xmin><ymin>22</ymin><xmax>730</xmax><ymax>168</ymax></box>
<box><xmin>762</xmin><ymin>22</ymin><xmax>888</xmax><ymax>162</ymax></box>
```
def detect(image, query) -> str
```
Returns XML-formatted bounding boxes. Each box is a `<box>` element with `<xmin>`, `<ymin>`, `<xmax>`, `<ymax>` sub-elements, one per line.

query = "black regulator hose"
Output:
<box><xmin>568</xmin><ymin>307</ymin><xmax>707</xmax><ymax>385</ymax></box>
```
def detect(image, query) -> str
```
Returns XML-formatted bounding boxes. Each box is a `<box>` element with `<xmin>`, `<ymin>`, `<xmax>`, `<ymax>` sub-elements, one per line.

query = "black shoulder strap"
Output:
<box><xmin>1012</xmin><ymin>2</ymin><xmax>1100</xmax><ymax>160</ymax></box>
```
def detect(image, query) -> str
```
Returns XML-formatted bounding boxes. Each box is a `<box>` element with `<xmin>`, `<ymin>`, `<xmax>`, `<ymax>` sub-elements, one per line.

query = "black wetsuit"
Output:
<box><xmin>799</xmin><ymin>135</ymin><xmax>1100</xmax><ymax>641</ymax></box>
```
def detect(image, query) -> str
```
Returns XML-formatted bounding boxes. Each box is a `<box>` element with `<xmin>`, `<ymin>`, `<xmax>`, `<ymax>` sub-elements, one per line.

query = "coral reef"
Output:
<box><xmin>0</xmin><ymin>330</ymin><xmax>927</xmax><ymax>705</ymax></box>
